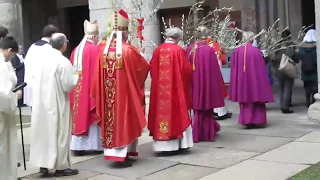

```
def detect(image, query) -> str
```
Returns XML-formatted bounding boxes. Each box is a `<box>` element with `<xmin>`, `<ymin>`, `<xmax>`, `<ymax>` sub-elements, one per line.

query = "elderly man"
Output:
<box><xmin>148</xmin><ymin>27</ymin><xmax>193</xmax><ymax>153</ymax></box>
<box><xmin>0</xmin><ymin>36</ymin><xmax>22</xmax><ymax>180</ymax></box>
<box><xmin>24</xmin><ymin>24</ymin><xmax>59</xmax><ymax>107</ymax></box>
<box><xmin>29</xmin><ymin>33</ymin><xmax>79</xmax><ymax>177</ymax></box>
<box><xmin>70</xmin><ymin>20</ymin><xmax>103</xmax><ymax>155</ymax></box>
<box><xmin>186</xmin><ymin>26</ymin><xmax>225</xmax><ymax>142</ymax></box>
<box><xmin>229</xmin><ymin>31</ymin><xmax>274</xmax><ymax>128</ymax></box>
<box><xmin>91</xmin><ymin>9</ymin><xmax>149</xmax><ymax>167</ymax></box>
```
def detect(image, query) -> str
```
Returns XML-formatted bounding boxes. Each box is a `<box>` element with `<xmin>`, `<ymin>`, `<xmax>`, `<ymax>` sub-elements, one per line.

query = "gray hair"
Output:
<box><xmin>195</xmin><ymin>26</ymin><xmax>209</xmax><ymax>40</ymax></box>
<box><xmin>18</xmin><ymin>45</ymin><xmax>23</xmax><ymax>50</ymax></box>
<box><xmin>243</xmin><ymin>31</ymin><xmax>255</xmax><ymax>43</ymax></box>
<box><xmin>165</xmin><ymin>27</ymin><xmax>183</xmax><ymax>41</ymax></box>
<box><xmin>50</xmin><ymin>33</ymin><xmax>68</xmax><ymax>50</ymax></box>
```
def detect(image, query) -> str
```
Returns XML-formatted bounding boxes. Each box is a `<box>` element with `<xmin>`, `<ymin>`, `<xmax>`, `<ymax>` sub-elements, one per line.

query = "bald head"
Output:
<box><xmin>50</xmin><ymin>33</ymin><xmax>68</xmax><ymax>52</ymax></box>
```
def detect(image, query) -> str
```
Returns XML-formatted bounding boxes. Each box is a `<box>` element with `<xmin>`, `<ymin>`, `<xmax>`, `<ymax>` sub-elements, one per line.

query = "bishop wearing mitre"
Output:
<box><xmin>91</xmin><ymin>9</ymin><xmax>149</xmax><ymax>167</ymax></box>
<box><xmin>70</xmin><ymin>20</ymin><xmax>103</xmax><ymax>155</ymax></box>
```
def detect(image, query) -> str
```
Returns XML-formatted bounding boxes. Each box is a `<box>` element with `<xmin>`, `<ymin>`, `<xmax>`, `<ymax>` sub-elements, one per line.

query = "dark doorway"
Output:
<box><xmin>65</xmin><ymin>5</ymin><xmax>89</xmax><ymax>57</ymax></box>
<box><xmin>301</xmin><ymin>0</ymin><xmax>315</xmax><ymax>28</ymax></box>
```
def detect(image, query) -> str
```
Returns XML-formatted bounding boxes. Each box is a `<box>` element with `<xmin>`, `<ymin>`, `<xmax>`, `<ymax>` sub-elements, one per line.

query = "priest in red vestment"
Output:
<box><xmin>91</xmin><ymin>9</ymin><xmax>149</xmax><ymax>167</ymax></box>
<box><xmin>69</xmin><ymin>20</ymin><xmax>103</xmax><ymax>155</ymax></box>
<box><xmin>207</xmin><ymin>37</ymin><xmax>232</xmax><ymax>120</ymax></box>
<box><xmin>148</xmin><ymin>27</ymin><xmax>193</xmax><ymax>153</ymax></box>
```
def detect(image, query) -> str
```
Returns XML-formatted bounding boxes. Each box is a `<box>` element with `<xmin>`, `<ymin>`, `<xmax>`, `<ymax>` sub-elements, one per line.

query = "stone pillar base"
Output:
<box><xmin>308</xmin><ymin>93</ymin><xmax>320</xmax><ymax>121</ymax></box>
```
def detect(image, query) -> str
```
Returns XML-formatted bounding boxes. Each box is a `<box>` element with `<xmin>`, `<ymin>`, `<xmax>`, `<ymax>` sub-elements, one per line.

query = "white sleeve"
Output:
<box><xmin>0</xmin><ymin>64</ymin><xmax>17</xmax><ymax>114</ymax></box>
<box><xmin>58</xmin><ymin>58</ymin><xmax>79</xmax><ymax>93</ymax></box>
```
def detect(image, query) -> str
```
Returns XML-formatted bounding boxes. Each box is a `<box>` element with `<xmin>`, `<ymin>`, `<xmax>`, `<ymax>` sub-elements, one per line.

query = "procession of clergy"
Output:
<box><xmin>0</xmin><ymin>9</ymin><xmax>274</xmax><ymax>180</ymax></box>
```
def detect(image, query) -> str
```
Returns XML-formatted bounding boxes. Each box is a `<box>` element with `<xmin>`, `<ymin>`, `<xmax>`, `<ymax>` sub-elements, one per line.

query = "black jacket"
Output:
<box><xmin>11</xmin><ymin>55</ymin><xmax>25</xmax><ymax>85</ymax></box>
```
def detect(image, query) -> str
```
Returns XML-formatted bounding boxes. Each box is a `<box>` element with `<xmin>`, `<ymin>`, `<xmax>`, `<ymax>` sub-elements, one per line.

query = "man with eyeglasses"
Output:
<box><xmin>29</xmin><ymin>33</ymin><xmax>79</xmax><ymax>177</ymax></box>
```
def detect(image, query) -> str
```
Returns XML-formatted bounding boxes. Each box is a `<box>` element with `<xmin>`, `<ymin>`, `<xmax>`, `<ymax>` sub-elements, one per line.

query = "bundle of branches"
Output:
<box><xmin>256</xmin><ymin>19</ymin><xmax>309</xmax><ymax>57</ymax></box>
<box><xmin>158</xmin><ymin>0</ymin><xmax>249</xmax><ymax>51</ymax></box>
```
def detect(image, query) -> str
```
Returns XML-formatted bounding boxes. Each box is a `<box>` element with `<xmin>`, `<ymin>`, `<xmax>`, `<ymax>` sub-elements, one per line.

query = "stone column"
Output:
<box><xmin>308</xmin><ymin>1</ymin><xmax>320</xmax><ymax>120</ymax></box>
<box><xmin>241</xmin><ymin>0</ymin><xmax>258</xmax><ymax>33</ymax></box>
<box><xmin>0</xmin><ymin>0</ymin><xmax>23</xmax><ymax>44</ymax></box>
<box><xmin>257</xmin><ymin>0</ymin><xmax>269</xmax><ymax>30</ymax></box>
<box><xmin>277</xmin><ymin>0</ymin><xmax>287</xmax><ymax>30</ymax></box>
<box><xmin>89</xmin><ymin>0</ymin><xmax>115</xmax><ymax>40</ymax></box>
<box><xmin>142</xmin><ymin>0</ymin><xmax>161</xmax><ymax>61</ymax></box>
<box><xmin>268</xmin><ymin>0</ymin><xmax>277</xmax><ymax>26</ymax></box>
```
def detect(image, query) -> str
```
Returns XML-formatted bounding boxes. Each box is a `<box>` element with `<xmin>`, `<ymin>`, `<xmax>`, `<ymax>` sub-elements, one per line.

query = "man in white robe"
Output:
<box><xmin>69</xmin><ymin>20</ymin><xmax>103</xmax><ymax>155</ymax></box>
<box><xmin>0</xmin><ymin>36</ymin><xmax>22</xmax><ymax>180</ymax></box>
<box><xmin>29</xmin><ymin>33</ymin><xmax>79</xmax><ymax>177</ymax></box>
<box><xmin>24</xmin><ymin>24</ymin><xmax>59</xmax><ymax>107</ymax></box>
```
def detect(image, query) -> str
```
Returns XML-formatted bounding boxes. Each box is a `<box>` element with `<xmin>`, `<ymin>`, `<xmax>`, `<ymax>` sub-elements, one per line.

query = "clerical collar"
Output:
<box><xmin>41</xmin><ymin>37</ymin><xmax>50</xmax><ymax>43</ymax></box>
<box><xmin>86</xmin><ymin>39</ymin><xmax>93</xmax><ymax>44</ymax></box>
<box><xmin>165</xmin><ymin>40</ymin><xmax>175</xmax><ymax>44</ymax></box>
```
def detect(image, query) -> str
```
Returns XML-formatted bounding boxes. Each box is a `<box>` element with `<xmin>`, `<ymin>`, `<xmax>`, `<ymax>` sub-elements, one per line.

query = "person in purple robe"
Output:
<box><xmin>186</xmin><ymin>26</ymin><xmax>225</xmax><ymax>142</ymax></box>
<box><xmin>229</xmin><ymin>31</ymin><xmax>274</xmax><ymax>129</ymax></box>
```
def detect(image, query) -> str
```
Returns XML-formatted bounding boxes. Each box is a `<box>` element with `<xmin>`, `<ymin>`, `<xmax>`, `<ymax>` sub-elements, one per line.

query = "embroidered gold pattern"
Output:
<box><xmin>156</xmin><ymin>48</ymin><xmax>172</xmax><ymax>138</ymax></box>
<box><xmin>160</xmin><ymin>121</ymin><xmax>169</xmax><ymax>133</ymax></box>
<box><xmin>72</xmin><ymin>75</ymin><xmax>82</xmax><ymax>132</ymax></box>
<box><xmin>103</xmin><ymin>49</ymin><xmax>117</xmax><ymax>148</ymax></box>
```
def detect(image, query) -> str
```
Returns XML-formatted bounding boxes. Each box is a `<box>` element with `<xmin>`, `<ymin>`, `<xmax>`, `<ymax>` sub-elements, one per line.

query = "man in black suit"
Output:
<box><xmin>11</xmin><ymin>45</ymin><xmax>25</xmax><ymax>106</ymax></box>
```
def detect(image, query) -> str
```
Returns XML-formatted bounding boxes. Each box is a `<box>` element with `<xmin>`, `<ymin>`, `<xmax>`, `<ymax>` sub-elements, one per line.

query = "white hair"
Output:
<box><xmin>50</xmin><ymin>33</ymin><xmax>68</xmax><ymax>50</ymax></box>
<box><xmin>243</xmin><ymin>31</ymin><xmax>255</xmax><ymax>42</ymax></box>
<box><xmin>195</xmin><ymin>26</ymin><xmax>209</xmax><ymax>40</ymax></box>
<box><xmin>165</xmin><ymin>27</ymin><xmax>183</xmax><ymax>41</ymax></box>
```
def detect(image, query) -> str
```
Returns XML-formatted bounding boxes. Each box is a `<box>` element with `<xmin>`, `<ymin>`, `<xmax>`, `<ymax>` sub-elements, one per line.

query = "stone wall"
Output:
<box><xmin>0</xmin><ymin>0</ymin><xmax>23</xmax><ymax>44</ymax></box>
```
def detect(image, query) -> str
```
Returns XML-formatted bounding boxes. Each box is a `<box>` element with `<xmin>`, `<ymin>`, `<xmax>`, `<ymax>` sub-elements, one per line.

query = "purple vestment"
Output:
<box><xmin>229</xmin><ymin>44</ymin><xmax>274</xmax><ymax>126</ymax></box>
<box><xmin>186</xmin><ymin>41</ymin><xmax>224</xmax><ymax>142</ymax></box>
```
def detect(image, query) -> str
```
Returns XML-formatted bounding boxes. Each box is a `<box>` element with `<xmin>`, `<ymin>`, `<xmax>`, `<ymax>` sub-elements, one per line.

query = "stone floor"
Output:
<box><xmin>16</xmin><ymin>87</ymin><xmax>320</xmax><ymax>180</ymax></box>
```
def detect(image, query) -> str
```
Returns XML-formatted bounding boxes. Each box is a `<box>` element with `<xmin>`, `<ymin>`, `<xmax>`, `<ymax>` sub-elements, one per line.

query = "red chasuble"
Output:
<box><xmin>148</xmin><ymin>42</ymin><xmax>193</xmax><ymax>141</ymax></box>
<box><xmin>91</xmin><ymin>41</ymin><xmax>149</xmax><ymax>148</ymax></box>
<box><xmin>70</xmin><ymin>41</ymin><xmax>99</xmax><ymax>136</ymax></box>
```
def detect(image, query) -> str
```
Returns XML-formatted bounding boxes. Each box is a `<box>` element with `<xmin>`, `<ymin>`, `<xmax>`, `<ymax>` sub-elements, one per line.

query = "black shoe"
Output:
<box><xmin>244</xmin><ymin>124</ymin><xmax>256</xmax><ymax>129</ymax></box>
<box><xmin>54</xmin><ymin>169</ymin><xmax>79</xmax><ymax>177</ymax></box>
<box><xmin>114</xmin><ymin>161</ymin><xmax>133</xmax><ymax>168</ymax></box>
<box><xmin>281</xmin><ymin>109</ymin><xmax>294</xmax><ymax>114</ymax></box>
<box><xmin>39</xmin><ymin>167</ymin><xmax>49</xmax><ymax>177</ymax></box>
<box><xmin>216</xmin><ymin>112</ymin><xmax>232</xmax><ymax>120</ymax></box>
<box><xmin>73</xmin><ymin>150</ymin><xmax>85</xmax><ymax>156</ymax></box>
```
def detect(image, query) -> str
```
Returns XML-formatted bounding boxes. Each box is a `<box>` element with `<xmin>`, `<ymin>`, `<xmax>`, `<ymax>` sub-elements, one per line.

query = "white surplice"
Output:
<box><xmin>153</xmin><ymin>125</ymin><xmax>193</xmax><ymax>152</ymax></box>
<box><xmin>0</xmin><ymin>53</ymin><xmax>18</xmax><ymax>180</ymax></box>
<box><xmin>70</xmin><ymin>123</ymin><xmax>103</xmax><ymax>151</ymax></box>
<box><xmin>29</xmin><ymin>48</ymin><xmax>78</xmax><ymax>170</ymax></box>
<box><xmin>24</xmin><ymin>38</ymin><xmax>51</xmax><ymax>107</ymax></box>
<box><xmin>213</xmin><ymin>54</ymin><xmax>229</xmax><ymax>116</ymax></box>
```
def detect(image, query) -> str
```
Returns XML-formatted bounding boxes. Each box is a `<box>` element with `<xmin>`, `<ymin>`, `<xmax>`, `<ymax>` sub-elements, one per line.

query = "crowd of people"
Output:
<box><xmin>0</xmin><ymin>8</ymin><xmax>318</xmax><ymax>180</ymax></box>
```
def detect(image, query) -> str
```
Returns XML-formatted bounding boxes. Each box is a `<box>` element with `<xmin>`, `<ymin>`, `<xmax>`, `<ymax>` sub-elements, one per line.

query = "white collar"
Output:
<box><xmin>86</xmin><ymin>39</ymin><xmax>93</xmax><ymax>44</ymax></box>
<box><xmin>165</xmin><ymin>40</ymin><xmax>175</xmax><ymax>44</ymax></box>
<box><xmin>41</xmin><ymin>37</ymin><xmax>50</xmax><ymax>43</ymax></box>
